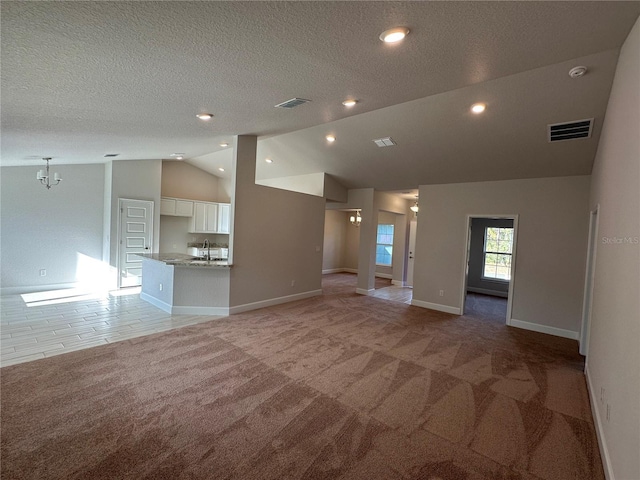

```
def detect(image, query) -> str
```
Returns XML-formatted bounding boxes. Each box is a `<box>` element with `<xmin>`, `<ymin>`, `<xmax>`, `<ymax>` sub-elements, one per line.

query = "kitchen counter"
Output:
<box><xmin>139</xmin><ymin>253</ymin><xmax>231</xmax><ymax>267</ymax></box>
<box><xmin>138</xmin><ymin>254</ymin><xmax>231</xmax><ymax>315</ymax></box>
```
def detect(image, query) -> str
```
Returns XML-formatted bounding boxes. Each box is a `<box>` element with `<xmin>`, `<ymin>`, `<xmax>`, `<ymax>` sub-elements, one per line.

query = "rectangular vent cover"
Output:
<box><xmin>274</xmin><ymin>98</ymin><xmax>311</xmax><ymax>109</ymax></box>
<box><xmin>548</xmin><ymin>119</ymin><xmax>593</xmax><ymax>142</ymax></box>
<box><xmin>373</xmin><ymin>137</ymin><xmax>396</xmax><ymax>147</ymax></box>
<box><xmin>103</xmin><ymin>153</ymin><xmax>120</xmax><ymax>157</ymax></box>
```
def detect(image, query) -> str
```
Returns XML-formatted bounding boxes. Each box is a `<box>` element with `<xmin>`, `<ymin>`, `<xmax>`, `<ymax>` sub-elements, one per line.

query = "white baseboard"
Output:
<box><xmin>229</xmin><ymin>289</ymin><xmax>322</xmax><ymax>314</ymax></box>
<box><xmin>391</xmin><ymin>280</ymin><xmax>404</xmax><ymax>286</ymax></box>
<box><xmin>343</xmin><ymin>268</ymin><xmax>358</xmax><ymax>274</ymax></box>
<box><xmin>140</xmin><ymin>292</ymin><xmax>173</xmax><ymax>313</ymax></box>
<box><xmin>467</xmin><ymin>287</ymin><xmax>508</xmax><ymax>298</ymax></box>
<box><xmin>508</xmin><ymin>318</ymin><xmax>579</xmax><ymax>340</ymax></box>
<box><xmin>322</xmin><ymin>268</ymin><xmax>346</xmax><ymax>274</ymax></box>
<box><xmin>355</xmin><ymin>288</ymin><xmax>375</xmax><ymax>296</ymax></box>
<box><xmin>375</xmin><ymin>273</ymin><xmax>393</xmax><ymax>279</ymax></box>
<box><xmin>0</xmin><ymin>282</ymin><xmax>81</xmax><ymax>296</ymax></box>
<box><xmin>411</xmin><ymin>299</ymin><xmax>461</xmax><ymax>315</ymax></box>
<box><xmin>585</xmin><ymin>366</ymin><xmax>614</xmax><ymax>480</ymax></box>
<box><xmin>171</xmin><ymin>306</ymin><xmax>230</xmax><ymax>316</ymax></box>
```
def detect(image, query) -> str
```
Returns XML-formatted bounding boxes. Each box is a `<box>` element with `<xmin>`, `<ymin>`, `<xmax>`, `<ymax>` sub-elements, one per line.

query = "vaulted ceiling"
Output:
<box><xmin>2</xmin><ymin>1</ymin><xmax>639</xmax><ymax>191</ymax></box>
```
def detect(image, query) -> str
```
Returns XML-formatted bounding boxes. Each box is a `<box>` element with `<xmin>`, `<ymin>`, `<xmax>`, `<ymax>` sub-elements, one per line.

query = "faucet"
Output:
<box><xmin>202</xmin><ymin>239</ymin><xmax>210</xmax><ymax>260</ymax></box>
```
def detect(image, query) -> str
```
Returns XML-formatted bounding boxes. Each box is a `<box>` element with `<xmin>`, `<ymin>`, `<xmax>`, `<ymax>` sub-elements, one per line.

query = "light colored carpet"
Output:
<box><xmin>0</xmin><ymin>273</ymin><xmax>602</xmax><ymax>479</ymax></box>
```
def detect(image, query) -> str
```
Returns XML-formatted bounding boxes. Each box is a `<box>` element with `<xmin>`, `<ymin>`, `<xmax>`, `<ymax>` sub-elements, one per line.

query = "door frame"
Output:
<box><xmin>459</xmin><ymin>214</ymin><xmax>519</xmax><ymax>323</ymax></box>
<box><xmin>116</xmin><ymin>198</ymin><xmax>154</xmax><ymax>289</ymax></box>
<box><xmin>580</xmin><ymin>205</ymin><xmax>599</xmax><ymax>358</ymax></box>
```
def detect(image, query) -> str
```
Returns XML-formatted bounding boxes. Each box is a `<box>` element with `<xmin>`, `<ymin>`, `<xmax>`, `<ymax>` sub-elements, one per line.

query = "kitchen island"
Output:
<box><xmin>138</xmin><ymin>253</ymin><xmax>231</xmax><ymax>315</ymax></box>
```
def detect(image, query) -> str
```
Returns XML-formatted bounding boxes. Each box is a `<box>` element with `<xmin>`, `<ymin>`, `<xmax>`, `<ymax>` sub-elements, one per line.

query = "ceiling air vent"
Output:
<box><xmin>548</xmin><ymin>118</ymin><xmax>593</xmax><ymax>142</ymax></box>
<box><xmin>373</xmin><ymin>137</ymin><xmax>396</xmax><ymax>147</ymax></box>
<box><xmin>103</xmin><ymin>153</ymin><xmax>120</xmax><ymax>158</ymax></box>
<box><xmin>274</xmin><ymin>98</ymin><xmax>311</xmax><ymax>109</ymax></box>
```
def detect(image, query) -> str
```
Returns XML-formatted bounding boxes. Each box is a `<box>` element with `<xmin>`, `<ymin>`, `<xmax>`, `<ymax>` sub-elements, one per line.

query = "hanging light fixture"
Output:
<box><xmin>36</xmin><ymin>157</ymin><xmax>62</xmax><ymax>189</ymax></box>
<box><xmin>410</xmin><ymin>196</ymin><xmax>419</xmax><ymax>214</ymax></box>
<box><xmin>349</xmin><ymin>210</ymin><xmax>362</xmax><ymax>227</ymax></box>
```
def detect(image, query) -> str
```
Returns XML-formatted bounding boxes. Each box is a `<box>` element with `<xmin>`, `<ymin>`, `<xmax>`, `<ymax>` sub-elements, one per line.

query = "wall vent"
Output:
<box><xmin>548</xmin><ymin>118</ymin><xmax>593</xmax><ymax>142</ymax></box>
<box><xmin>274</xmin><ymin>98</ymin><xmax>311</xmax><ymax>109</ymax></box>
<box><xmin>373</xmin><ymin>137</ymin><xmax>396</xmax><ymax>147</ymax></box>
<box><xmin>103</xmin><ymin>153</ymin><xmax>120</xmax><ymax>157</ymax></box>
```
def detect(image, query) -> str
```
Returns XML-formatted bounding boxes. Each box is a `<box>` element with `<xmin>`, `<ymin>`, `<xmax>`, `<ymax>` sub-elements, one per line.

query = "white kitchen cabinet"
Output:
<box><xmin>189</xmin><ymin>202</ymin><xmax>219</xmax><ymax>233</ymax></box>
<box><xmin>217</xmin><ymin>203</ymin><xmax>231</xmax><ymax>234</ymax></box>
<box><xmin>160</xmin><ymin>197</ymin><xmax>194</xmax><ymax>217</ymax></box>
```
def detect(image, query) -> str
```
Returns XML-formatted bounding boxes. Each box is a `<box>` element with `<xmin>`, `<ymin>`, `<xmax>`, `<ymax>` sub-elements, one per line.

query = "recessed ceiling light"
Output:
<box><xmin>379</xmin><ymin>27</ymin><xmax>410</xmax><ymax>43</ymax></box>
<box><xmin>196</xmin><ymin>113</ymin><xmax>213</xmax><ymax>120</ymax></box>
<box><xmin>342</xmin><ymin>99</ymin><xmax>358</xmax><ymax>107</ymax></box>
<box><xmin>170</xmin><ymin>153</ymin><xmax>185</xmax><ymax>160</ymax></box>
<box><xmin>471</xmin><ymin>103</ymin><xmax>486</xmax><ymax>114</ymax></box>
<box><xmin>326</xmin><ymin>135</ymin><xmax>336</xmax><ymax>142</ymax></box>
<box><xmin>218</xmin><ymin>167</ymin><xmax>225</xmax><ymax>172</ymax></box>
<box><xmin>219</xmin><ymin>142</ymin><xmax>229</xmax><ymax>147</ymax></box>
<box><xmin>568</xmin><ymin>66</ymin><xmax>588</xmax><ymax>78</ymax></box>
<box><xmin>265</xmin><ymin>158</ymin><xmax>273</xmax><ymax>163</ymax></box>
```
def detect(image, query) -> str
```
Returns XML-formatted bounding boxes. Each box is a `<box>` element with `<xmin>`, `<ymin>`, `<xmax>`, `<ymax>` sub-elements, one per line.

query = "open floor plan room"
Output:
<box><xmin>1</xmin><ymin>274</ymin><xmax>601</xmax><ymax>480</ymax></box>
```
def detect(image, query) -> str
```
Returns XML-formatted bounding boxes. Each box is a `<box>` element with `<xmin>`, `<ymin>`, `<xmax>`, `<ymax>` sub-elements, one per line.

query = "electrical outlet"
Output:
<box><xmin>315</xmin><ymin>246</ymin><xmax>321</xmax><ymax>252</ymax></box>
<box><xmin>606</xmin><ymin>403</ymin><xmax>611</xmax><ymax>422</ymax></box>
<box><xmin>439</xmin><ymin>289</ymin><xmax>444</xmax><ymax>297</ymax></box>
<box><xmin>39</xmin><ymin>269</ymin><xmax>46</xmax><ymax>277</ymax></box>
<box><xmin>159</xmin><ymin>283</ymin><xmax>163</xmax><ymax>291</ymax></box>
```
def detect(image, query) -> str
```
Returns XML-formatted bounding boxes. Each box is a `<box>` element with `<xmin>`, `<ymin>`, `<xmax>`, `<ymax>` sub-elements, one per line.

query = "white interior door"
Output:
<box><xmin>580</xmin><ymin>208</ymin><xmax>599</xmax><ymax>357</ymax></box>
<box><xmin>118</xmin><ymin>198</ymin><xmax>154</xmax><ymax>288</ymax></box>
<box><xmin>406</xmin><ymin>220</ymin><xmax>417</xmax><ymax>287</ymax></box>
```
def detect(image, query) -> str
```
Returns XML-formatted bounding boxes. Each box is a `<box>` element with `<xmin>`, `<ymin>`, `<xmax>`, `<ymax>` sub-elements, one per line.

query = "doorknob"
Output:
<box><xmin>144</xmin><ymin>247</ymin><xmax>150</xmax><ymax>250</ymax></box>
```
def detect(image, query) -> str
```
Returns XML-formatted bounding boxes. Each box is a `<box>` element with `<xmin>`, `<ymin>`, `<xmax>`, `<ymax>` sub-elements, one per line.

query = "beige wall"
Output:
<box><xmin>322</xmin><ymin>210</ymin><xmax>348</xmax><ymax>272</ymax></box>
<box><xmin>414</xmin><ymin>175</ymin><xmax>590</xmax><ymax>335</ymax></box>
<box><xmin>161</xmin><ymin>160</ymin><xmax>220</xmax><ymax>202</ymax></box>
<box><xmin>586</xmin><ymin>17</ymin><xmax>639</xmax><ymax>480</ymax></box>
<box><xmin>109</xmin><ymin>160</ymin><xmax>162</xmax><ymax>269</ymax></box>
<box><xmin>344</xmin><ymin>220</ymin><xmax>360</xmax><ymax>270</ymax></box>
<box><xmin>229</xmin><ymin>136</ymin><xmax>325</xmax><ymax>308</ymax></box>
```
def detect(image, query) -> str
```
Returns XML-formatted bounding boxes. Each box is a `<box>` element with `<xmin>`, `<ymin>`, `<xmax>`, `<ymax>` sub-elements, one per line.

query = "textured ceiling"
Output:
<box><xmin>2</xmin><ymin>1</ymin><xmax>639</xmax><ymax>190</ymax></box>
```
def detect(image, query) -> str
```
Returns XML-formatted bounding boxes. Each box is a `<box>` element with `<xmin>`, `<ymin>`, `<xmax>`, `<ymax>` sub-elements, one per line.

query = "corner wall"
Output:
<box><xmin>585</xmin><ymin>16</ymin><xmax>640</xmax><ymax>480</ymax></box>
<box><xmin>414</xmin><ymin>175</ymin><xmax>590</xmax><ymax>336</ymax></box>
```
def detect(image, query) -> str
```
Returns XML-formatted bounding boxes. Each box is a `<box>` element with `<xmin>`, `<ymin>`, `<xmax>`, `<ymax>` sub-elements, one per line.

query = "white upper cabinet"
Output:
<box><xmin>188</xmin><ymin>201</ymin><xmax>230</xmax><ymax>234</ymax></box>
<box><xmin>160</xmin><ymin>197</ymin><xmax>194</xmax><ymax>217</ymax></box>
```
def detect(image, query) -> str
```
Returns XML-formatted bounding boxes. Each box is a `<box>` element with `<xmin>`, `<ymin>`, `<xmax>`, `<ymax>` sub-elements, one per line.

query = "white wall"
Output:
<box><xmin>414</xmin><ymin>176</ymin><xmax>590</xmax><ymax>335</ymax></box>
<box><xmin>586</xmin><ymin>17</ymin><xmax>640</xmax><ymax>480</ymax></box>
<box><xmin>229</xmin><ymin>136</ymin><xmax>325</xmax><ymax>309</ymax></box>
<box><xmin>1</xmin><ymin>164</ymin><xmax>105</xmax><ymax>293</ymax></box>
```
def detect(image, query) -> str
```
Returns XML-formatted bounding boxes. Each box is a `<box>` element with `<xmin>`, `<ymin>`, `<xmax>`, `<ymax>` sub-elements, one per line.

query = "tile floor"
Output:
<box><xmin>369</xmin><ymin>284</ymin><xmax>413</xmax><ymax>304</ymax></box>
<box><xmin>0</xmin><ymin>288</ymin><xmax>222</xmax><ymax>367</ymax></box>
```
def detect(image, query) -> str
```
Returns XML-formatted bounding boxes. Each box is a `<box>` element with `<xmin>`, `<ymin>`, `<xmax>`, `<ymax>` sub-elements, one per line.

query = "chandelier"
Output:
<box><xmin>36</xmin><ymin>157</ymin><xmax>62</xmax><ymax>189</ymax></box>
<box><xmin>349</xmin><ymin>210</ymin><xmax>362</xmax><ymax>227</ymax></box>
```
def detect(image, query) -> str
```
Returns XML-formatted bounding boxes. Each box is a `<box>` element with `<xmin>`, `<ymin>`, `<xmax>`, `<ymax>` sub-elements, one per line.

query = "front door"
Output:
<box><xmin>118</xmin><ymin>198</ymin><xmax>154</xmax><ymax>288</ymax></box>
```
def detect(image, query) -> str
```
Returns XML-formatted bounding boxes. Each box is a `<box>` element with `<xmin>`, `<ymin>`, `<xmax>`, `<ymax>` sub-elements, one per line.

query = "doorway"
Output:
<box><xmin>580</xmin><ymin>207</ymin><xmax>599</xmax><ymax>358</ymax></box>
<box><xmin>117</xmin><ymin>198</ymin><xmax>154</xmax><ymax>288</ymax></box>
<box><xmin>460</xmin><ymin>215</ymin><xmax>518</xmax><ymax>323</ymax></box>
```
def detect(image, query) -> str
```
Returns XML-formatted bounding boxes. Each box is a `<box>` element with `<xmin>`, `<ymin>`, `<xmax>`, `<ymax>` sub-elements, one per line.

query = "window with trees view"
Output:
<box><xmin>376</xmin><ymin>224</ymin><xmax>394</xmax><ymax>266</ymax></box>
<box><xmin>483</xmin><ymin>227</ymin><xmax>514</xmax><ymax>281</ymax></box>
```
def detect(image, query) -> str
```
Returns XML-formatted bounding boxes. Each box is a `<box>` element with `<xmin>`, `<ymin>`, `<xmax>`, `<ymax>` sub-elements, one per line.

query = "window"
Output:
<box><xmin>376</xmin><ymin>224</ymin><xmax>394</xmax><ymax>266</ymax></box>
<box><xmin>483</xmin><ymin>227</ymin><xmax>513</xmax><ymax>281</ymax></box>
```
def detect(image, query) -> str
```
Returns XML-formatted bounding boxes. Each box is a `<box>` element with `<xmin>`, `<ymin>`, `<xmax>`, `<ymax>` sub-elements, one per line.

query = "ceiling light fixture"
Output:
<box><xmin>471</xmin><ymin>103</ymin><xmax>486</xmax><ymax>114</ymax></box>
<box><xmin>379</xmin><ymin>27</ymin><xmax>410</xmax><ymax>43</ymax></box>
<box><xmin>36</xmin><ymin>157</ymin><xmax>62</xmax><ymax>190</ymax></box>
<box><xmin>196</xmin><ymin>113</ymin><xmax>213</xmax><ymax>120</ymax></box>
<box><xmin>218</xmin><ymin>167</ymin><xmax>225</xmax><ymax>172</ymax></box>
<box><xmin>568</xmin><ymin>66</ymin><xmax>588</xmax><ymax>78</ymax></box>
<box><xmin>170</xmin><ymin>153</ymin><xmax>185</xmax><ymax>160</ymax></box>
<box><xmin>410</xmin><ymin>196</ymin><xmax>419</xmax><ymax>214</ymax></box>
<box><xmin>349</xmin><ymin>210</ymin><xmax>362</xmax><ymax>227</ymax></box>
<box><xmin>326</xmin><ymin>135</ymin><xmax>336</xmax><ymax>143</ymax></box>
<box><xmin>265</xmin><ymin>158</ymin><xmax>273</xmax><ymax>163</ymax></box>
<box><xmin>342</xmin><ymin>99</ymin><xmax>358</xmax><ymax>107</ymax></box>
<box><xmin>219</xmin><ymin>142</ymin><xmax>229</xmax><ymax>147</ymax></box>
